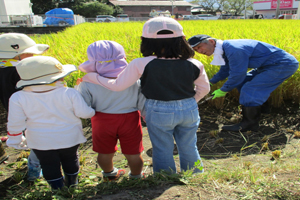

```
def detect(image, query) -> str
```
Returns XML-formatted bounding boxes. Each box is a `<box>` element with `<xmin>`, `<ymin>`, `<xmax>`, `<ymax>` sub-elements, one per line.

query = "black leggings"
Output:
<box><xmin>33</xmin><ymin>144</ymin><xmax>80</xmax><ymax>180</ymax></box>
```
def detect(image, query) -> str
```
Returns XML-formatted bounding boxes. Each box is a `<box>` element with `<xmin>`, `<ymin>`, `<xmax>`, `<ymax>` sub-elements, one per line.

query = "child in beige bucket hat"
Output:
<box><xmin>6</xmin><ymin>56</ymin><xmax>95</xmax><ymax>190</ymax></box>
<box><xmin>0</xmin><ymin>33</ymin><xmax>49</xmax><ymax>181</ymax></box>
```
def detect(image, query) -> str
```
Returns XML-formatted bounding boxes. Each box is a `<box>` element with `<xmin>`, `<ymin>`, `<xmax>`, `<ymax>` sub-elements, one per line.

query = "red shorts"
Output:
<box><xmin>91</xmin><ymin>111</ymin><xmax>144</xmax><ymax>155</ymax></box>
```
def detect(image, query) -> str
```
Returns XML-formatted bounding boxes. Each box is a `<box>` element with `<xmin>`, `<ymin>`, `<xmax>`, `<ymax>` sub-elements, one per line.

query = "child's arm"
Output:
<box><xmin>76</xmin><ymin>82</ymin><xmax>92</xmax><ymax>107</ymax></box>
<box><xmin>6</xmin><ymin>132</ymin><xmax>28</xmax><ymax>150</ymax></box>
<box><xmin>136</xmin><ymin>80</ymin><xmax>146</xmax><ymax>121</ymax></box>
<box><xmin>193</xmin><ymin>62</ymin><xmax>211</xmax><ymax>102</ymax></box>
<box><xmin>71</xmin><ymin>89</ymin><xmax>95</xmax><ymax>119</ymax></box>
<box><xmin>6</xmin><ymin>96</ymin><xmax>28</xmax><ymax>149</ymax></box>
<box><xmin>82</xmin><ymin>58</ymin><xmax>146</xmax><ymax>91</ymax></box>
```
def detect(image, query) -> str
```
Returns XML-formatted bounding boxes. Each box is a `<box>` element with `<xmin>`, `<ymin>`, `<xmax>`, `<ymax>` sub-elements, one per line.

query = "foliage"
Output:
<box><xmin>72</xmin><ymin>2</ymin><xmax>114</xmax><ymax>18</ymax></box>
<box><xmin>54</xmin><ymin>0</ymin><xmax>83</xmax><ymax>8</ymax></box>
<box><xmin>112</xmin><ymin>5</ymin><xmax>124</xmax><ymax>16</ymax></box>
<box><xmin>31</xmin><ymin>0</ymin><xmax>120</xmax><ymax>17</ymax></box>
<box><xmin>31</xmin><ymin>0</ymin><xmax>56</xmax><ymax>14</ymax></box>
<box><xmin>225</xmin><ymin>0</ymin><xmax>254</xmax><ymax>15</ymax></box>
<box><xmin>190</xmin><ymin>0</ymin><xmax>255</xmax><ymax>15</ymax></box>
<box><xmin>2</xmin><ymin>137</ymin><xmax>300</xmax><ymax>199</ymax></box>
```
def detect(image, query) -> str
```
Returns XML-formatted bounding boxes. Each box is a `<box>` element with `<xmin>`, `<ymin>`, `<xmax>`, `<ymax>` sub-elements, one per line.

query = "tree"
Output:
<box><xmin>190</xmin><ymin>0</ymin><xmax>254</xmax><ymax>15</ymax></box>
<box><xmin>31</xmin><ymin>0</ymin><xmax>56</xmax><ymax>14</ymax></box>
<box><xmin>54</xmin><ymin>0</ymin><xmax>83</xmax><ymax>8</ymax></box>
<box><xmin>190</xmin><ymin>0</ymin><xmax>219</xmax><ymax>13</ymax></box>
<box><xmin>72</xmin><ymin>2</ymin><xmax>115</xmax><ymax>18</ymax></box>
<box><xmin>225</xmin><ymin>0</ymin><xmax>246</xmax><ymax>15</ymax></box>
<box><xmin>112</xmin><ymin>5</ymin><xmax>123</xmax><ymax>16</ymax></box>
<box><xmin>31</xmin><ymin>0</ymin><xmax>121</xmax><ymax>17</ymax></box>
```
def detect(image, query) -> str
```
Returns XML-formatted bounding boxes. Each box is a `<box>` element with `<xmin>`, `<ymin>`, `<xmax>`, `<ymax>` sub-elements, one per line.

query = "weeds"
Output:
<box><xmin>209</xmin><ymin>130</ymin><xmax>219</xmax><ymax>138</ymax></box>
<box><xmin>2</xmin><ymin>147</ymin><xmax>300</xmax><ymax>200</ymax></box>
<box><xmin>294</xmin><ymin>131</ymin><xmax>300</xmax><ymax>138</ymax></box>
<box><xmin>12</xmin><ymin>171</ymin><xmax>26</xmax><ymax>183</ymax></box>
<box><xmin>272</xmin><ymin>150</ymin><xmax>281</xmax><ymax>160</ymax></box>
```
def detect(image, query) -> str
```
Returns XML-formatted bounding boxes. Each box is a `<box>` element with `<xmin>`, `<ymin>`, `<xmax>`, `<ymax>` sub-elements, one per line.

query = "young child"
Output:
<box><xmin>77</xmin><ymin>40</ymin><xmax>145</xmax><ymax>180</ymax></box>
<box><xmin>0</xmin><ymin>33</ymin><xmax>49</xmax><ymax>180</ymax></box>
<box><xmin>82</xmin><ymin>17</ymin><xmax>210</xmax><ymax>174</ymax></box>
<box><xmin>6</xmin><ymin>56</ymin><xmax>95</xmax><ymax>189</ymax></box>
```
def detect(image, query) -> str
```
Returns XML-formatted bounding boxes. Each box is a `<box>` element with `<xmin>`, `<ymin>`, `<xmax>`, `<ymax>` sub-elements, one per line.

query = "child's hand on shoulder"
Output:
<box><xmin>74</xmin><ymin>78</ymin><xmax>83</xmax><ymax>90</ymax></box>
<box><xmin>76</xmin><ymin>78</ymin><xmax>83</xmax><ymax>85</ymax></box>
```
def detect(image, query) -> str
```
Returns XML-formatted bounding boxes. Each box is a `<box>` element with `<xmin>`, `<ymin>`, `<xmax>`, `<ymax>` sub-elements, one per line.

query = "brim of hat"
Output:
<box><xmin>16</xmin><ymin>64</ymin><xmax>77</xmax><ymax>89</ymax></box>
<box><xmin>189</xmin><ymin>41</ymin><xmax>201</xmax><ymax>48</ymax></box>
<box><xmin>0</xmin><ymin>44</ymin><xmax>49</xmax><ymax>59</ymax></box>
<box><xmin>78</xmin><ymin>60</ymin><xmax>95</xmax><ymax>73</ymax></box>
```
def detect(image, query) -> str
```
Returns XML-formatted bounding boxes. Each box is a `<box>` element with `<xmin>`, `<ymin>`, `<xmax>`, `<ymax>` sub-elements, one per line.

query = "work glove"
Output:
<box><xmin>212</xmin><ymin>89</ymin><xmax>227</xmax><ymax>99</ymax></box>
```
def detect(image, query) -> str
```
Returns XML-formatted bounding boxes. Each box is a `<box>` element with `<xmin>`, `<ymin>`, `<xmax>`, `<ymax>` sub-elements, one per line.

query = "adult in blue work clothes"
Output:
<box><xmin>188</xmin><ymin>35</ymin><xmax>299</xmax><ymax>132</ymax></box>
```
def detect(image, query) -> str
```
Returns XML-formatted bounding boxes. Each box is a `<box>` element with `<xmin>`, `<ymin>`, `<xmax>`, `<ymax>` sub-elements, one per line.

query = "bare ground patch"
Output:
<box><xmin>0</xmin><ymin>100</ymin><xmax>300</xmax><ymax>199</ymax></box>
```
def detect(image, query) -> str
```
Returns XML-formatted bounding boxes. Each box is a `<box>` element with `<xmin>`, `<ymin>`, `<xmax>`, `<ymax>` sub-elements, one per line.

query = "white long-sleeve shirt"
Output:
<box><xmin>7</xmin><ymin>87</ymin><xmax>95</xmax><ymax>150</ymax></box>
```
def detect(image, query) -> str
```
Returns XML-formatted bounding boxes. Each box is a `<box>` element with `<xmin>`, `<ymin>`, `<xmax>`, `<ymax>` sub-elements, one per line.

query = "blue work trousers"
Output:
<box><xmin>236</xmin><ymin>63</ymin><xmax>299</xmax><ymax>106</ymax></box>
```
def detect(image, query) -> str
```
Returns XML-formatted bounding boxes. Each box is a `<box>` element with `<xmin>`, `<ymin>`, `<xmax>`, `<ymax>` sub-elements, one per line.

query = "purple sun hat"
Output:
<box><xmin>79</xmin><ymin>40</ymin><xmax>127</xmax><ymax>77</ymax></box>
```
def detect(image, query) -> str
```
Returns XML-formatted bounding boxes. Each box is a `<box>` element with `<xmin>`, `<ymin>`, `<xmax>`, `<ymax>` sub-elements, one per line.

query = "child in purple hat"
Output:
<box><xmin>82</xmin><ymin>17</ymin><xmax>210</xmax><ymax>174</ymax></box>
<box><xmin>77</xmin><ymin>40</ymin><xmax>146</xmax><ymax>181</ymax></box>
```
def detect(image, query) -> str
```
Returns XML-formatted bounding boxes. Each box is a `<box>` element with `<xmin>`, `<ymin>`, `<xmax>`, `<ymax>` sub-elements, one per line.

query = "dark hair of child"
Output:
<box><xmin>140</xmin><ymin>30</ymin><xmax>195</xmax><ymax>59</ymax></box>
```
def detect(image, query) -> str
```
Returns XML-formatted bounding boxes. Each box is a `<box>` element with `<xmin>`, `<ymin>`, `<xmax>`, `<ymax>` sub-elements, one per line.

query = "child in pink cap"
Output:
<box><xmin>82</xmin><ymin>17</ymin><xmax>210</xmax><ymax>174</ymax></box>
<box><xmin>77</xmin><ymin>40</ymin><xmax>146</xmax><ymax>180</ymax></box>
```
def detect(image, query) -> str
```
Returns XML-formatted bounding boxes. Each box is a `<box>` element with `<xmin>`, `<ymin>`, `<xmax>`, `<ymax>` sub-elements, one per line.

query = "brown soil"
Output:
<box><xmin>0</xmin><ymin>99</ymin><xmax>299</xmax><ymax>199</ymax></box>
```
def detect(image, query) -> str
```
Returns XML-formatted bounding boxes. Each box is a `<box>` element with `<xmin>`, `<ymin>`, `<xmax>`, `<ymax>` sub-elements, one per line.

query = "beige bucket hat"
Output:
<box><xmin>0</xmin><ymin>33</ymin><xmax>49</xmax><ymax>58</ymax></box>
<box><xmin>16</xmin><ymin>56</ymin><xmax>77</xmax><ymax>89</ymax></box>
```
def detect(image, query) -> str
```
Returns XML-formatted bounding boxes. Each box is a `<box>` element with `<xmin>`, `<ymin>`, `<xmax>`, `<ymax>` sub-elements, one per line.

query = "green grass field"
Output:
<box><xmin>31</xmin><ymin>20</ymin><xmax>300</xmax><ymax>107</ymax></box>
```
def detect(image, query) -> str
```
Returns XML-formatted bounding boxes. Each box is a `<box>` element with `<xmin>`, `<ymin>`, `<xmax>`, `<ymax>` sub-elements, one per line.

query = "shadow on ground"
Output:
<box><xmin>146</xmin><ymin>99</ymin><xmax>299</xmax><ymax>160</ymax></box>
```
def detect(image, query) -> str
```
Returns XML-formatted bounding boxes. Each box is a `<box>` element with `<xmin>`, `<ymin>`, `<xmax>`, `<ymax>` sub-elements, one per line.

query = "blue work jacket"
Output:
<box><xmin>209</xmin><ymin>39</ymin><xmax>299</xmax><ymax>92</ymax></box>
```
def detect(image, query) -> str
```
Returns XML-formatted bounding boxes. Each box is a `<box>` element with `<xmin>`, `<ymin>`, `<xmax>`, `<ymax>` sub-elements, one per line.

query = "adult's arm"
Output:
<box><xmin>220</xmin><ymin>50</ymin><xmax>249</xmax><ymax>92</ymax></box>
<box><xmin>209</xmin><ymin>64</ymin><xmax>230</xmax><ymax>84</ymax></box>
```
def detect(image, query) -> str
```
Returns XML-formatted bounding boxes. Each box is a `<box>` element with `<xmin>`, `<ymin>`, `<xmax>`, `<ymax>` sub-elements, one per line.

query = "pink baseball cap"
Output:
<box><xmin>142</xmin><ymin>17</ymin><xmax>185</xmax><ymax>39</ymax></box>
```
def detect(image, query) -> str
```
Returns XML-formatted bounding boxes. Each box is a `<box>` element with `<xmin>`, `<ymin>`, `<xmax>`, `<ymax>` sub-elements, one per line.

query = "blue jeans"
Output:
<box><xmin>145</xmin><ymin>97</ymin><xmax>203</xmax><ymax>174</ymax></box>
<box><xmin>27</xmin><ymin>149</ymin><xmax>42</xmax><ymax>181</ymax></box>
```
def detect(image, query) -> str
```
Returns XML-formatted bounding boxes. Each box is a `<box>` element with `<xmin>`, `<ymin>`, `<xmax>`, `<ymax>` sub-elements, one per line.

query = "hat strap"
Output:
<box><xmin>98</xmin><ymin>59</ymin><xmax>116</xmax><ymax>64</ymax></box>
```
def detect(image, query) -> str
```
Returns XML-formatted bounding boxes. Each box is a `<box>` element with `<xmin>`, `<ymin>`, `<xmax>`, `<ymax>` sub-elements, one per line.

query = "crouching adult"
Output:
<box><xmin>188</xmin><ymin>34</ymin><xmax>299</xmax><ymax>132</ymax></box>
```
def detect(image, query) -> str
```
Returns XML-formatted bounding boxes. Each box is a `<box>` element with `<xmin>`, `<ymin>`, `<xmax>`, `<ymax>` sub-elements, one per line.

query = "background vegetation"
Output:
<box><xmin>31</xmin><ymin>0</ymin><xmax>122</xmax><ymax>17</ymax></box>
<box><xmin>31</xmin><ymin>19</ymin><xmax>300</xmax><ymax>107</ymax></box>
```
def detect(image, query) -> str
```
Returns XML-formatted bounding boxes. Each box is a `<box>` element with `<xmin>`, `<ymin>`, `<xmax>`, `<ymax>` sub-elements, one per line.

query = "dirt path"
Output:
<box><xmin>1</xmin><ymin>100</ymin><xmax>300</xmax><ymax>199</ymax></box>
